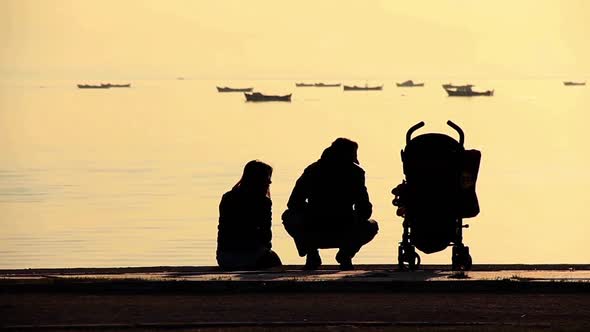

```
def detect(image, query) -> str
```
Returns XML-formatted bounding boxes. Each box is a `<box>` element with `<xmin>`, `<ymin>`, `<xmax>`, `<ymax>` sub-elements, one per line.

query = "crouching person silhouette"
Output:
<box><xmin>282</xmin><ymin>138</ymin><xmax>378</xmax><ymax>270</ymax></box>
<box><xmin>216</xmin><ymin>160</ymin><xmax>282</xmax><ymax>270</ymax></box>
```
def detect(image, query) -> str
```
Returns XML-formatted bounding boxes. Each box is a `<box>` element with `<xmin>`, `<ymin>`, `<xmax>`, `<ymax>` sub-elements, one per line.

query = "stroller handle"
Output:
<box><xmin>405</xmin><ymin>121</ymin><xmax>465</xmax><ymax>146</ymax></box>
<box><xmin>406</xmin><ymin>121</ymin><xmax>425</xmax><ymax>144</ymax></box>
<box><xmin>446</xmin><ymin>120</ymin><xmax>464</xmax><ymax>146</ymax></box>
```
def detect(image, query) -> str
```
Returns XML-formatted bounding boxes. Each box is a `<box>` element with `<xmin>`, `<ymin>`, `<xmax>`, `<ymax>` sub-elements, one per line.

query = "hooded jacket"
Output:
<box><xmin>287</xmin><ymin>147</ymin><xmax>372</xmax><ymax>229</ymax></box>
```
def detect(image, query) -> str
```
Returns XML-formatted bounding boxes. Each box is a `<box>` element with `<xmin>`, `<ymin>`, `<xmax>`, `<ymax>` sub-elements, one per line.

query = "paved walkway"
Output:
<box><xmin>2</xmin><ymin>265</ymin><xmax>589</xmax><ymax>331</ymax></box>
<box><xmin>3</xmin><ymin>264</ymin><xmax>590</xmax><ymax>281</ymax></box>
<box><xmin>2</xmin><ymin>265</ymin><xmax>589</xmax><ymax>292</ymax></box>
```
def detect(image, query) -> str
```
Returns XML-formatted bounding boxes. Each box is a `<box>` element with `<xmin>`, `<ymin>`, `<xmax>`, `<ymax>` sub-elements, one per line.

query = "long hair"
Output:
<box><xmin>232</xmin><ymin>160</ymin><xmax>273</xmax><ymax>197</ymax></box>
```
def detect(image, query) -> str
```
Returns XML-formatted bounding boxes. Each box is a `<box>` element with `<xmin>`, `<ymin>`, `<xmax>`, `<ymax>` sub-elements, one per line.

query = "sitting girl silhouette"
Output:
<box><xmin>216</xmin><ymin>160</ymin><xmax>282</xmax><ymax>270</ymax></box>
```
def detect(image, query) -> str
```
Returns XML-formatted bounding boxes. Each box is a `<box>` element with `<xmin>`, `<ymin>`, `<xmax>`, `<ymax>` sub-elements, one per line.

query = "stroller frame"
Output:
<box><xmin>394</xmin><ymin>121</ymin><xmax>477</xmax><ymax>271</ymax></box>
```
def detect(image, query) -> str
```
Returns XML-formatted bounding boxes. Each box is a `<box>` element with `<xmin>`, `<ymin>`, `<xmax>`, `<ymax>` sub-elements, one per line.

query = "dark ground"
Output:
<box><xmin>2</xmin><ymin>292</ymin><xmax>590</xmax><ymax>331</ymax></box>
<box><xmin>2</xmin><ymin>265</ymin><xmax>589</xmax><ymax>331</ymax></box>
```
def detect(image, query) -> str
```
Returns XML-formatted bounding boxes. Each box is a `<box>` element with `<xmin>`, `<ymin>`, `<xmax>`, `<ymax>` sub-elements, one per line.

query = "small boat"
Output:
<box><xmin>77</xmin><ymin>83</ymin><xmax>131</xmax><ymax>89</ymax></box>
<box><xmin>245</xmin><ymin>92</ymin><xmax>292</xmax><ymax>102</ymax></box>
<box><xmin>442</xmin><ymin>83</ymin><xmax>474</xmax><ymax>89</ymax></box>
<box><xmin>444</xmin><ymin>85</ymin><xmax>493</xmax><ymax>97</ymax></box>
<box><xmin>217</xmin><ymin>86</ymin><xmax>254</xmax><ymax>92</ymax></box>
<box><xmin>295</xmin><ymin>83</ymin><xmax>314</xmax><ymax>87</ymax></box>
<box><xmin>314</xmin><ymin>83</ymin><xmax>341</xmax><ymax>87</ymax></box>
<box><xmin>77</xmin><ymin>84</ymin><xmax>110</xmax><ymax>89</ymax></box>
<box><xmin>343</xmin><ymin>85</ymin><xmax>383</xmax><ymax>91</ymax></box>
<box><xmin>396</xmin><ymin>80</ymin><xmax>424</xmax><ymax>87</ymax></box>
<box><xmin>563</xmin><ymin>81</ymin><xmax>586</xmax><ymax>86</ymax></box>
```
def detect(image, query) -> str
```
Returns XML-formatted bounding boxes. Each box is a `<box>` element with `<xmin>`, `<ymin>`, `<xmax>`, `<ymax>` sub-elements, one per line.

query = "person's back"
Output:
<box><xmin>288</xmin><ymin>159</ymin><xmax>371</xmax><ymax>230</ymax></box>
<box><xmin>217</xmin><ymin>188</ymin><xmax>271</xmax><ymax>251</ymax></box>
<box><xmin>216</xmin><ymin>160</ymin><xmax>282</xmax><ymax>270</ymax></box>
<box><xmin>283</xmin><ymin>138</ymin><xmax>378</xmax><ymax>270</ymax></box>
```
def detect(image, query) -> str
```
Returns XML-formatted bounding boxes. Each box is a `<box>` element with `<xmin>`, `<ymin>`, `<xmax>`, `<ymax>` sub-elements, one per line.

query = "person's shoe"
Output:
<box><xmin>303</xmin><ymin>250</ymin><xmax>321</xmax><ymax>270</ymax></box>
<box><xmin>336</xmin><ymin>251</ymin><xmax>354</xmax><ymax>271</ymax></box>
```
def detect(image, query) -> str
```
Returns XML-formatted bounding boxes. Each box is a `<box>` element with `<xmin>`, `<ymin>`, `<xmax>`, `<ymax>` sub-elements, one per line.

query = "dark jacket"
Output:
<box><xmin>287</xmin><ymin>159</ymin><xmax>372</xmax><ymax>229</ymax></box>
<box><xmin>217</xmin><ymin>189</ymin><xmax>272</xmax><ymax>251</ymax></box>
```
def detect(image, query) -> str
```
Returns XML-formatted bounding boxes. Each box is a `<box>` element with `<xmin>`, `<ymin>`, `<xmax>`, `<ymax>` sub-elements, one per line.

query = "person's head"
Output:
<box><xmin>233</xmin><ymin>160</ymin><xmax>273</xmax><ymax>197</ymax></box>
<box><xmin>321</xmin><ymin>138</ymin><xmax>359</xmax><ymax>164</ymax></box>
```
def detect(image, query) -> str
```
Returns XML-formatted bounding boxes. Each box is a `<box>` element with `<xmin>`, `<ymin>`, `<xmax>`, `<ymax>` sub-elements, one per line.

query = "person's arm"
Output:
<box><xmin>287</xmin><ymin>167</ymin><xmax>311</xmax><ymax>212</ymax></box>
<box><xmin>354</xmin><ymin>171</ymin><xmax>373</xmax><ymax>220</ymax></box>
<box><xmin>217</xmin><ymin>192</ymin><xmax>236</xmax><ymax>250</ymax></box>
<box><xmin>218</xmin><ymin>192</ymin><xmax>232</xmax><ymax>231</ymax></box>
<box><xmin>259</xmin><ymin>197</ymin><xmax>272</xmax><ymax>249</ymax></box>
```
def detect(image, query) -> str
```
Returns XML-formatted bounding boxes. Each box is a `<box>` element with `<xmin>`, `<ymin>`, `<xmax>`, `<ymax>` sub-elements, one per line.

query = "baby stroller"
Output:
<box><xmin>392</xmin><ymin>121</ymin><xmax>481</xmax><ymax>270</ymax></box>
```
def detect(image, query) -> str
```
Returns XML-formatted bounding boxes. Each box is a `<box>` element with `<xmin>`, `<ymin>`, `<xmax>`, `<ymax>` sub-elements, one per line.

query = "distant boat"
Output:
<box><xmin>396</xmin><ymin>80</ymin><xmax>424</xmax><ymax>87</ymax></box>
<box><xmin>295</xmin><ymin>83</ymin><xmax>314</xmax><ymax>87</ymax></box>
<box><xmin>343</xmin><ymin>85</ymin><xmax>383</xmax><ymax>91</ymax></box>
<box><xmin>77</xmin><ymin>84</ymin><xmax>110</xmax><ymax>89</ymax></box>
<box><xmin>314</xmin><ymin>83</ymin><xmax>341</xmax><ymax>87</ymax></box>
<box><xmin>563</xmin><ymin>81</ymin><xmax>586</xmax><ymax>86</ymax></box>
<box><xmin>245</xmin><ymin>92</ymin><xmax>292</xmax><ymax>102</ymax></box>
<box><xmin>442</xmin><ymin>83</ymin><xmax>474</xmax><ymax>89</ymax></box>
<box><xmin>217</xmin><ymin>86</ymin><xmax>254</xmax><ymax>92</ymax></box>
<box><xmin>444</xmin><ymin>85</ymin><xmax>493</xmax><ymax>97</ymax></box>
<box><xmin>177</xmin><ymin>77</ymin><xmax>185</xmax><ymax>80</ymax></box>
<box><xmin>77</xmin><ymin>83</ymin><xmax>131</xmax><ymax>89</ymax></box>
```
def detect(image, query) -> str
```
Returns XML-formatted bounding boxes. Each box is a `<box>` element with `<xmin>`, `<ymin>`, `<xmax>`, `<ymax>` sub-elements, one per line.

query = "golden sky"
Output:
<box><xmin>1</xmin><ymin>0</ymin><xmax>589</xmax><ymax>79</ymax></box>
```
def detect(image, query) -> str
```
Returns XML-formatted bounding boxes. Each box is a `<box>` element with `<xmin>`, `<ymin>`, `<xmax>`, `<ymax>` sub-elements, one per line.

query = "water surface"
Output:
<box><xmin>1</xmin><ymin>79</ymin><xmax>589</xmax><ymax>268</ymax></box>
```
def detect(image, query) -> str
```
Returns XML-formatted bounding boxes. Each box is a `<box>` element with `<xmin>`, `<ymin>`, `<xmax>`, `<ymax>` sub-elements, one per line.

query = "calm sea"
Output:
<box><xmin>0</xmin><ymin>78</ymin><xmax>589</xmax><ymax>269</ymax></box>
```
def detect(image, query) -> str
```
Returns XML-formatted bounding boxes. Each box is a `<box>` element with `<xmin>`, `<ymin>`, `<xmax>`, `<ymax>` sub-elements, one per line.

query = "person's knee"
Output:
<box><xmin>357</xmin><ymin>219</ymin><xmax>378</xmax><ymax>244</ymax></box>
<box><xmin>269</xmin><ymin>250</ymin><xmax>282</xmax><ymax>265</ymax></box>
<box><xmin>281</xmin><ymin>209</ymin><xmax>293</xmax><ymax>223</ymax></box>
<box><xmin>282</xmin><ymin>209</ymin><xmax>299</xmax><ymax>226</ymax></box>
<box><xmin>282</xmin><ymin>209</ymin><xmax>306</xmax><ymax>235</ymax></box>
<box><xmin>367</xmin><ymin>219</ymin><xmax>379</xmax><ymax>236</ymax></box>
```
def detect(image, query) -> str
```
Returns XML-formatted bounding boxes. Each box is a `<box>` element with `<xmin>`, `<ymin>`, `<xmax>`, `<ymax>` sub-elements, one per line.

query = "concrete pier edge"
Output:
<box><xmin>2</xmin><ymin>264</ymin><xmax>589</xmax><ymax>294</ymax></box>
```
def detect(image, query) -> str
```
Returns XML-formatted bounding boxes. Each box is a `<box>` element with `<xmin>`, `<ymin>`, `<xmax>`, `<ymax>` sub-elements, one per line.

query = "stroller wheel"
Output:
<box><xmin>452</xmin><ymin>252</ymin><xmax>472</xmax><ymax>271</ymax></box>
<box><xmin>463</xmin><ymin>254</ymin><xmax>472</xmax><ymax>270</ymax></box>
<box><xmin>398</xmin><ymin>248</ymin><xmax>421</xmax><ymax>270</ymax></box>
<box><xmin>409</xmin><ymin>252</ymin><xmax>421</xmax><ymax>270</ymax></box>
<box><xmin>452</xmin><ymin>245</ymin><xmax>472</xmax><ymax>271</ymax></box>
